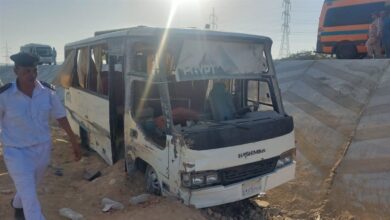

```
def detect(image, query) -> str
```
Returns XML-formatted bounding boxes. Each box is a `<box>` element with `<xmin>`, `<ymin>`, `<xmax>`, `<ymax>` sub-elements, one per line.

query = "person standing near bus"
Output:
<box><xmin>382</xmin><ymin>10</ymin><xmax>390</xmax><ymax>58</ymax></box>
<box><xmin>1</xmin><ymin>52</ymin><xmax>81</xmax><ymax>220</ymax></box>
<box><xmin>366</xmin><ymin>13</ymin><xmax>382</xmax><ymax>58</ymax></box>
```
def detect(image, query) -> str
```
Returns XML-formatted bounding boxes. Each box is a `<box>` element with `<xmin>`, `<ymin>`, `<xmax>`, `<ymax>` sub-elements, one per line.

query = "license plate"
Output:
<box><xmin>242</xmin><ymin>178</ymin><xmax>262</xmax><ymax>197</ymax></box>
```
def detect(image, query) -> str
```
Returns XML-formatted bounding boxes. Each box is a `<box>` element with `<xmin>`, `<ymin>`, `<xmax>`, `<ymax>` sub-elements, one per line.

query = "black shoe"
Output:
<box><xmin>10</xmin><ymin>199</ymin><xmax>25</xmax><ymax>220</ymax></box>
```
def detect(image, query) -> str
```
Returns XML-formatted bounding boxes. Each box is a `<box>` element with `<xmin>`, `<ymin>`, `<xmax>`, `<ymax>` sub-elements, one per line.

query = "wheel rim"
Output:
<box><xmin>147</xmin><ymin>167</ymin><xmax>161</xmax><ymax>194</ymax></box>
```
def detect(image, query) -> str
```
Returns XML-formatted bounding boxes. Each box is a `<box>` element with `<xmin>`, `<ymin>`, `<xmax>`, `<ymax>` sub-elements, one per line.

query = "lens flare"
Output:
<box><xmin>135</xmin><ymin>2</ymin><xmax>179</xmax><ymax>118</ymax></box>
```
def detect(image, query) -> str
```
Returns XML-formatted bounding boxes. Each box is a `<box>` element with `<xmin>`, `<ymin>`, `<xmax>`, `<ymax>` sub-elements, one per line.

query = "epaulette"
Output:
<box><xmin>40</xmin><ymin>81</ymin><xmax>56</xmax><ymax>91</ymax></box>
<box><xmin>0</xmin><ymin>83</ymin><xmax>12</xmax><ymax>94</ymax></box>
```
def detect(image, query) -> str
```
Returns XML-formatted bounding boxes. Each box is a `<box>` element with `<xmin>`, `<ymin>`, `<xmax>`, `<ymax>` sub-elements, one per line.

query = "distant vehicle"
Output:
<box><xmin>20</xmin><ymin>43</ymin><xmax>55</xmax><ymax>65</ymax></box>
<box><xmin>317</xmin><ymin>0</ymin><xmax>389</xmax><ymax>59</ymax></box>
<box><xmin>62</xmin><ymin>26</ymin><xmax>296</xmax><ymax>208</ymax></box>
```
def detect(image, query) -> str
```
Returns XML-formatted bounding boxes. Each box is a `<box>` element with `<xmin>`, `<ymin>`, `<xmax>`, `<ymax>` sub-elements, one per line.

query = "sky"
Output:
<box><xmin>0</xmin><ymin>0</ymin><xmax>324</xmax><ymax>64</ymax></box>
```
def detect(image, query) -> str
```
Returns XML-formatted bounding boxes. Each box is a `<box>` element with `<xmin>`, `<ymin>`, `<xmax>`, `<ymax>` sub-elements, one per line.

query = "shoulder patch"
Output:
<box><xmin>0</xmin><ymin>83</ymin><xmax>12</xmax><ymax>94</ymax></box>
<box><xmin>40</xmin><ymin>81</ymin><xmax>56</xmax><ymax>91</ymax></box>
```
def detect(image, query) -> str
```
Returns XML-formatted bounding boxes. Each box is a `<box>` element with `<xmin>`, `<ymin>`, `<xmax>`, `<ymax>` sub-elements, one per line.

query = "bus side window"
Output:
<box><xmin>247</xmin><ymin>80</ymin><xmax>274</xmax><ymax>112</ymax></box>
<box><xmin>87</xmin><ymin>48</ymin><xmax>98</xmax><ymax>92</ymax></box>
<box><xmin>90</xmin><ymin>45</ymin><xmax>108</xmax><ymax>96</ymax></box>
<box><xmin>71</xmin><ymin>50</ymin><xmax>79</xmax><ymax>87</ymax></box>
<box><xmin>74</xmin><ymin>47</ymin><xmax>88</xmax><ymax>88</ymax></box>
<box><xmin>134</xmin><ymin>51</ymin><xmax>147</xmax><ymax>73</ymax></box>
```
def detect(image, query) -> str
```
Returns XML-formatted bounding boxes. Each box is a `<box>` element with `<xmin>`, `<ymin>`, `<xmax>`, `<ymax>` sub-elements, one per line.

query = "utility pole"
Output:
<box><xmin>2</xmin><ymin>41</ymin><xmax>11</xmax><ymax>66</ymax></box>
<box><xmin>279</xmin><ymin>0</ymin><xmax>291</xmax><ymax>58</ymax></box>
<box><xmin>209</xmin><ymin>8</ymin><xmax>218</xmax><ymax>30</ymax></box>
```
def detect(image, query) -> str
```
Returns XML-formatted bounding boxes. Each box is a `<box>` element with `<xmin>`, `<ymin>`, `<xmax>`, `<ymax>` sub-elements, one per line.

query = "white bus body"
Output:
<box><xmin>61</xmin><ymin>27</ymin><xmax>296</xmax><ymax>208</ymax></box>
<box><xmin>20</xmin><ymin>43</ymin><xmax>54</xmax><ymax>65</ymax></box>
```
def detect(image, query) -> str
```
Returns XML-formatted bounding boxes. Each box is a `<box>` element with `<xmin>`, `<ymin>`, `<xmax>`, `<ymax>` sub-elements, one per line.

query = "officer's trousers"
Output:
<box><xmin>366</xmin><ymin>37</ymin><xmax>382</xmax><ymax>58</ymax></box>
<box><xmin>3</xmin><ymin>141</ymin><xmax>51</xmax><ymax>220</ymax></box>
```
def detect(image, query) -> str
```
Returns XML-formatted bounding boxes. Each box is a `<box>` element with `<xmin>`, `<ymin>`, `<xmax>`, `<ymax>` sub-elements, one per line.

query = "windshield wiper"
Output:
<box><xmin>209</xmin><ymin>120</ymin><xmax>250</xmax><ymax>130</ymax></box>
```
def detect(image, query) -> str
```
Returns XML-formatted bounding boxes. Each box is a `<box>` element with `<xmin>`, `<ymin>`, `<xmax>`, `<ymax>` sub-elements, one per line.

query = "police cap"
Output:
<box><xmin>10</xmin><ymin>52</ymin><xmax>39</xmax><ymax>67</ymax></box>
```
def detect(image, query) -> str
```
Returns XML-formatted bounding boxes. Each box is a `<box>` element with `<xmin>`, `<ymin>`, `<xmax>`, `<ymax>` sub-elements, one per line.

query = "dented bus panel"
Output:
<box><xmin>63</xmin><ymin>26</ymin><xmax>295</xmax><ymax>208</ymax></box>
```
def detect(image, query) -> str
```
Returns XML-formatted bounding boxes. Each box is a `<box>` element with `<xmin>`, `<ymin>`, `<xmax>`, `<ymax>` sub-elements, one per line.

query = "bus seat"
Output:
<box><xmin>135</xmin><ymin>107</ymin><xmax>154</xmax><ymax>120</ymax></box>
<box><xmin>101</xmin><ymin>71</ymin><xmax>108</xmax><ymax>95</ymax></box>
<box><xmin>208</xmin><ymin>83</ymin><xmax>236</xmax><ymax>121</ymax></box>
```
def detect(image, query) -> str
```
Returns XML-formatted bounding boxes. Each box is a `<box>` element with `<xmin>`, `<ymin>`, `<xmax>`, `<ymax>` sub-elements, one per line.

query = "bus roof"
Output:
<box><xmin>22</xmin><ymin>43</ymin><xmax>51</xmax><ymax>48</ymax></box>
<box><xmin>65</xmin><ymin>26</ymin><xmax>272</xmax><ymax>49</ymax></box>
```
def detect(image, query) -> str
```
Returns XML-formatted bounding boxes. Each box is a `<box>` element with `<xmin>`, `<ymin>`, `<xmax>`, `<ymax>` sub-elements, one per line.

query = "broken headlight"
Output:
<box><xmin>181</xmin><ymin>171</ymin><xmax>221</xmax><ymax>189</ymax></box>
<box><xmin>276</xmin><ymin>148</ymin><xmax>296</xmax><ymax>169</ymax></box>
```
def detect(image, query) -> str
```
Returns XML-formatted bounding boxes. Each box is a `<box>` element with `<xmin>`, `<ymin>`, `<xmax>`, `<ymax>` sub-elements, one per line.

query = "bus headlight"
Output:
<box><xmin>276</xmin><ymin>148</ymin><xmax>296</xmax><ymax>169</ymax></box>
<box><xmin>206</xmin><ymin>173</ymin><xmax>219</xmax><ymax>184</ymax></box>
<box><xmin>192</xmin><ymin>175</ymin><xmax>205</xmax><ymax>185</ymax></box>
<box><xmin>181</xmin><ymin>172</ymin><xmax>221</xmax><ymax>189</ymax></box>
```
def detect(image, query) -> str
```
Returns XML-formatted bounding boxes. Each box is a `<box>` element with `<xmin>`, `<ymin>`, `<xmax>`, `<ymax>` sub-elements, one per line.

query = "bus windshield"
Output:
<box><xmin>36</xmin><ymin>47</ymin><xmax>52</xmax><ymax>57</ymax></box>
<box><xmin>324</xmin><ymin>2</ymin><xmax>385</xmax><ymax>27</ymax></box>
<box><xmin>130</xmin><ymin>38</ymin><xmax>270</xmax><ymax>82</ymax></box>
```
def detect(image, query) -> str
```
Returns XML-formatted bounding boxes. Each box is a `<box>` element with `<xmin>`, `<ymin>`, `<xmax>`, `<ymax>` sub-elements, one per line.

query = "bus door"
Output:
<box><xmin>108</xmin><ymin>55</ymin><xmax>125</xmax><ymax>163</ymax></box>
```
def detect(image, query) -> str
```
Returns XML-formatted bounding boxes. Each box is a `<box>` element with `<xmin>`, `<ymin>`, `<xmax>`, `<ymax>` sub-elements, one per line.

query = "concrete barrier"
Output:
<box><xmin>270</xmin><ymin>59</ymin><xmax>390</xmax><ymax>218</ymax></box>
<box><xmin>327</xmin><ymin>61</ymin><xmax>390</xmax><ymax>219</ymax></box>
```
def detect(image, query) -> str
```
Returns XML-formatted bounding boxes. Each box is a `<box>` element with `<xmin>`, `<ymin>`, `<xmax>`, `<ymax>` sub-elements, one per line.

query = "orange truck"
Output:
<box><xmin>317</xmin><ymin>0</ymin><xmax>390</xmax><ymax>59</ymax></box>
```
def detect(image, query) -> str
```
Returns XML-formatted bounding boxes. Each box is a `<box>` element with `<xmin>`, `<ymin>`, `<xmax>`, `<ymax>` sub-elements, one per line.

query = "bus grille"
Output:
<box><xmin>221</xmin><ymin>156</ymin><xmax>279</xmax><ymax>186</ymax></box>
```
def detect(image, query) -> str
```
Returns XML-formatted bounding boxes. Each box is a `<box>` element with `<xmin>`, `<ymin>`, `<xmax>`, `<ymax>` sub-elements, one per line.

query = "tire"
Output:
<box><xmin>335</xmin><ymin>44</ymin><xmax>358</xmax><ymax>59</ymax></box>
<box><xmin>145</xmin><ymin>165</ymin><xmax>161</xmax><ymax>195</ymax></box>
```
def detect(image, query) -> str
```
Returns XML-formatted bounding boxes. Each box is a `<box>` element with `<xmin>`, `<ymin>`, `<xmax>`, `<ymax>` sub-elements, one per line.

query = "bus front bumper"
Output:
<box><xmin>39</xmin><ymin>57</ymin><xmax>53</xmax><ymax>63</ymax></box>
<box><xmin>181</xmin><ymin>162</ymin><xmax>295</xmax><ymax>208</ymax></box>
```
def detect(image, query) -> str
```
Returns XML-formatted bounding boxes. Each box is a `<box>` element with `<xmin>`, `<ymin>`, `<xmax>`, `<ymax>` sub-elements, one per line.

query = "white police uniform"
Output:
<box><xmin>0</xmin><ymin>80</ymin><xmax>66</xmax><ymax>220</ymax></box>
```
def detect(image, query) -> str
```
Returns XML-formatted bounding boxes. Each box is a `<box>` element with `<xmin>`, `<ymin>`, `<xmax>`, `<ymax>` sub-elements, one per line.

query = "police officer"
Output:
<box><xmin>383</xmin><ymin>9</ymin><xmax>390</xmax><ymax>58</ymax></box>
<box><xmin>0</xmin><ymin>52</ymin><xmax>81</xmax><ymax>220</ymax></box>
<box><xmin>366</xmin><ymin>12</ymin><xmax>382</xmax><ymax>58</ymax></box>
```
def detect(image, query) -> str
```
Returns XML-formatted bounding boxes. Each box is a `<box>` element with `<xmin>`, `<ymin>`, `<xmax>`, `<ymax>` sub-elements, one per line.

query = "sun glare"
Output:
<box><xmin>171</xmin><ymin>0</ymin><xmax>200</xmax><ymax>4</ymax></box>
<box><xmin>136</xmin><ymin>0</ymin><xmax>204</xmax><ymax>117</ymax></box>
<box><xmin>135</xmin><ymin>2</ymin><xmax>179</xmax><ymax>117</ymax></box>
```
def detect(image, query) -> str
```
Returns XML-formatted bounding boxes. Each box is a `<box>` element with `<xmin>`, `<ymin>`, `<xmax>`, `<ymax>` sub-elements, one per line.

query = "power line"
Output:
<box><xmin>279</xmin><ymin>0</ymin><xmax>291</xmax><ymax>58</ymax></box>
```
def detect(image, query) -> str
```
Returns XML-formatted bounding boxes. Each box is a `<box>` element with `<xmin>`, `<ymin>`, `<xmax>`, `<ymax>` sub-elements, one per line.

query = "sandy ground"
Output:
<box><xmin>0</xmin><ymin>126</ymin><xmax>206</xmax><ymax>220</ymax></box>
<box><xmin>0</xmin><ymin>125</ymin><xmax>358</xmax><ymax>220</ymax></box>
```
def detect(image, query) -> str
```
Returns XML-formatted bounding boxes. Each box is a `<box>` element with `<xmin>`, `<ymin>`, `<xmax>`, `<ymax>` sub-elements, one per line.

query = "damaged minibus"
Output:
<box><xmin>60</xmin><ymin>26</ymin><xmax>295</xmax><ymax>208</ymax></box>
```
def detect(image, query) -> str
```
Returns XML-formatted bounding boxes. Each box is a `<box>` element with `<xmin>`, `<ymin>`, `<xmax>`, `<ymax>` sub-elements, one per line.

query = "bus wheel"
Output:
<box><xmin>336</xmin><ymin>44</ymin><xmax>357</xmax><ymax>59</ymax></box>
<box><xmin>145</xmin><ymin>165</ymin><xmax>161</xmax><ymax>195</ymax></box>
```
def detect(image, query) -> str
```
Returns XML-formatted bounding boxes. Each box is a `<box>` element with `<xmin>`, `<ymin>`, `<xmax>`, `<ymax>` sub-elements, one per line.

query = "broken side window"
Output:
<box><xmin>90</xmin><ymin>45</ymin><xmax>108</xmax><ymax>96</ymax></box>
<box><xmin>87</xmin><ymin>48</ymin><xmax>98</xmax><ymax>93</ymax></box>
<box><xmin>132</xmin><ymin>43</ymin><xmax>154</xmax><ymax>74</ymax></box>
<box><xmin>247</xmin><ymin>80</ymin><xmax>274</xmax><ymax>112</ymax></box>
<box><xmin>132</xmin><ymin>80</ymin><xmax>166</xmax><ymax>148</ymax></box>
<box><xmin>131</xmin><ymin>42</ymin><xmax>175</xmax><ymax>76</ymax></box>
<box><xmin>74</xmin><ymin>47</ymin><xmax>88</xmax><ymax>88</ymax></box>
<box><xmin>56</xmin><ymin>49</ymin><xmax>76</xmax><ymax>88</ymax></box>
